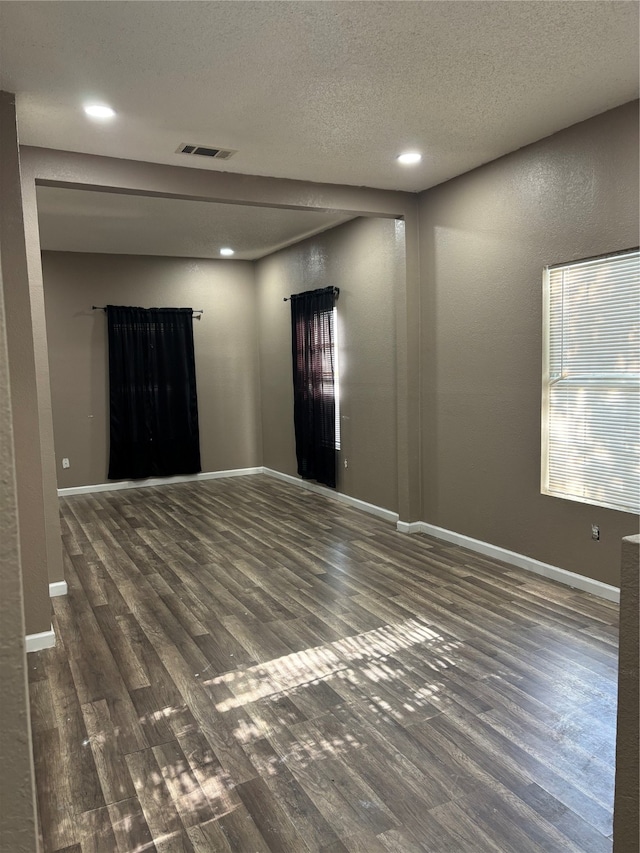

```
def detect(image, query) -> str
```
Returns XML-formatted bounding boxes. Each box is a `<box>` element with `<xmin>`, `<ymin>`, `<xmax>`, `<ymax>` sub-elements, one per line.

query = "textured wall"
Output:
<box><xmin>0</xmin><ymin>93</ymin><xmax>40</xmax><ymax>853</ymax></box>
<box><xmin>21</xmin><ymin>146</ymin><xmax>421</xmax><ymax>522</ymax></box>
<box><xmin>42</xmin><ymin>252</ymin><xmax>262</xmax><ymax>487</ymax></box>
<box><xmin>256</xmin><ymin>217</ymin><xmax>404</xmax><ymax>513</ymax></box>
<box><xmin>613</xmin><ymin>534</ymin><xmax>640</xmax><ymax>853</ymax></box>
<box><xmin>20</xmin><ymin>174</ymin><xmax>65</xmax><ymax>587</ymax></box>
<box><xmin>0</xmin><ymin>91</ymin><xmax>53</xmax><ymax>633</ymax></box>
<box><xmin>418</xmin><ymin>101</ymin><xmax>639</xmax><ymax>586</ymax></box>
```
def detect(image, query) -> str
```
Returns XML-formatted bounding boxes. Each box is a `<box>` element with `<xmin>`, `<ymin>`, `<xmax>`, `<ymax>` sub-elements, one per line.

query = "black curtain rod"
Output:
<box><xmin>283</xmin><ymin>286</ymin><xmax>340</xmax><ymax>303</ymax></box>
<box><xmin>92</xmin><ymin>306</ymin><xmax>203</xmax><ymax>315</ymax></box>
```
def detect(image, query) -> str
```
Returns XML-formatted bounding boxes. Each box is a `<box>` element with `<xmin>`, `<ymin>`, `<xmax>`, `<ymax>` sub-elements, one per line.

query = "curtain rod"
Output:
<box><xmin>92</xmin><ymin>306</ymin><xmax>203</xmax><ymax>316</ymax></box>
<box><xmin>283</xmin><ymin>286</ymin><xmax>340</xmax><ymax>303</ymax></box>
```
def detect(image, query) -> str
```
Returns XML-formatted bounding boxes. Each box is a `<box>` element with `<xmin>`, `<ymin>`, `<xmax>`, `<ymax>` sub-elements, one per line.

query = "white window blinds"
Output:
<box><xmin>542</xmin><ymin>249</ymin><xmax>640</xmax><ymax>514</ymax></box>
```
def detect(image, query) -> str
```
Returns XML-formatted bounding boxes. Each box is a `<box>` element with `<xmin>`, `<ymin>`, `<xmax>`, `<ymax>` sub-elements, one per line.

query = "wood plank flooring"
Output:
<box><xmin>29</xmin><ymin>475</ymin><xmax>619</xmax><ymax>852</ymax></box>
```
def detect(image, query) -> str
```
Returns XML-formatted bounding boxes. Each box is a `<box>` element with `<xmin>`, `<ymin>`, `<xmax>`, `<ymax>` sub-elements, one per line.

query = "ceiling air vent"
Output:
<box><xmin>176</xmin><ymin>143</ymin><xmax>237</xmax><ymax>160</ymax></box>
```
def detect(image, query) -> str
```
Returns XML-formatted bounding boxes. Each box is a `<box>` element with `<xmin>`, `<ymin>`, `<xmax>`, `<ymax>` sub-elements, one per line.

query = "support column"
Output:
<box><xmin>613</xmin><ymin>534</ymin><xmax>640</xmax><ymax>853</ymax></box>
<box><xmin>396</xmin><ymin>202</ymin><xmax>422</xmax><ymax>523</ymax></box>
<box><xmin>0</xmin><ymin>90</ymin><xmax>53</xmax><ymax>635</ymax></box>
<box><xmin>0</xmin><ymin>102</ymin><xmax>40</xmax><ymax>851</ymax></box>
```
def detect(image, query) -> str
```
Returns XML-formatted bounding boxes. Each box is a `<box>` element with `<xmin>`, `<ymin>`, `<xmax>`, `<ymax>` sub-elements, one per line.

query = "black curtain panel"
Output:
<box><xmin>107</xmin><ymin>305</ymin><xmax>201</xmax><ymax>480</ymax></box>
<box><xmin>290</xmin><ymin>286</ymin><xmax>337</xmax><ymax>488</ymax></box>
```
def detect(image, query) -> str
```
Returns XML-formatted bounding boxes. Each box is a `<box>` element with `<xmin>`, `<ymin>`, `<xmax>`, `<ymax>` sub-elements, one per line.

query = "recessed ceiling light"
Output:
<box><xmin>83</xmin><ymin>104</ymin><xmax>116</xmax><ymax>119</ymax></box>
<box><xmin>220</xmin><ymin>247</ymin><xmax>234</xmax><ymax>256</ymax></box>
<box><xmin>397</xmin><ymin>151</ymin><xmax>422</xmax><ymax>165</ymax></box>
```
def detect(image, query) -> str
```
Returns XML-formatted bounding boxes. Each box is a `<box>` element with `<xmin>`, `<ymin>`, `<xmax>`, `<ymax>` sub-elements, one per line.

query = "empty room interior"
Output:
<box><xmin>1</xmin><ymin>3</ymin><xmax>639</xmax><ymax>853</ymax></box>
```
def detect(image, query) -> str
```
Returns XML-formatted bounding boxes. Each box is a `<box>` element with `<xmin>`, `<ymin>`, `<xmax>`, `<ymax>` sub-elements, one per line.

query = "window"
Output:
<box><xmin>290</xmin><ymin>286</ymin><xmax>338</xmax><ymax>487</ymax></box>
<box><xmin>330</xmin><ymin>306</ymin><xmax>341</xmax><ymax>451</ymax></box>
<box><xmin>541</xmin><ymin>248</ymin><xmax>640</xmax><ymax>514</ymax></box>
<box><xmin>106</xmin><ymin>305</ymin><xmax>201</xmax><ymax>480</ymax></box>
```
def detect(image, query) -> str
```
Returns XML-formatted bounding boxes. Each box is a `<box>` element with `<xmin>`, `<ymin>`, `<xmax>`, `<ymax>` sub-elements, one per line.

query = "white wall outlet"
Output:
<box><xmin>344</xmin><ymin>459</ymin><xmax>348</xmax><ymax>468</ymax></box>
<box><xmin>591</xmin><ymin>524</ymin><xmax>600</xmax><ymax>541</ymax></box>
<box><xmin>62</xmin><ymin>457</ymin><xmax>70</xmax><ymax>469</ymax></box>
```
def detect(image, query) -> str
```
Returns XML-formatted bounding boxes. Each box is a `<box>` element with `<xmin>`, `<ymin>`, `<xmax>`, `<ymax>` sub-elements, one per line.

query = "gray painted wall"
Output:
<box><xmin>1</xmin><ymin>91</ymin><xmax>54</xmax><ymax>635</ymax></box>
<box><xmin>0</xmin><ymin>91</ymin><xmax>41</xmax><ymax>853</ymax></box>
<box><xmin>42</xmin><ymin>216</ymin><xmax>404</xmax><ymax>515</ymax></box>
<box><xmin>42</xmin><ymin>252</ymin><xmax>262</xmax><ymax>488</ymax></box>
<box><xmin>418</xmin><ymin>100</ymin><xmax>639</xmax><ymax>587</ymax></box>
<box><xmin>613</xmin><ymin>534</ymin><xmax>640</xmax><ymax>852</ymax></box>
<box><xmin>256</xmin><ymin>216</ymin><xmax>403</xmax><ymax>513</ymax></box>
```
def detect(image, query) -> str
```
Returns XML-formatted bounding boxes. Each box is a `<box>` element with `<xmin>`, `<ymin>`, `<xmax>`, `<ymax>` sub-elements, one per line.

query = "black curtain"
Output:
<box><xmin>107</xmin><ymin>305</ymin><xmax>201</xmax><ymax>480</ymax></box>
<box><xmin>290</xmin><ymin>286</ymin><xmax>337</xmax><ymax>488</ymax></box>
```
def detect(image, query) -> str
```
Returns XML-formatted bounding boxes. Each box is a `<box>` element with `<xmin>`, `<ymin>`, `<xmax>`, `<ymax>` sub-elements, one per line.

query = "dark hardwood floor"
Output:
<box><xmin>29</xmin><ymin>475</ymin><xmax>619</xmax><ymax>852</ymax></box>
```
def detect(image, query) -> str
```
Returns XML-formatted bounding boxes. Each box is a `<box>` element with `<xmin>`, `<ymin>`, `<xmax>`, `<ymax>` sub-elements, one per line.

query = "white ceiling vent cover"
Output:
<box><xmin>176</xmin><ymin>143</ymin><xmax>237</xmax><ymax>160</ymax></box>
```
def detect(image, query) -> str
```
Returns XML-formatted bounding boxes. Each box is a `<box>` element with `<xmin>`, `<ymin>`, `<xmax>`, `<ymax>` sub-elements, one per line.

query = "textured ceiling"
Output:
<box><xmin>36</xmin><ymin>187</ymin><xmax>353</xmax><ymax>260</ymax></box>
<box><xmin>1</xmin><ymin>1</ymin><xmax>638</xmax><ymax>192</ymax></box>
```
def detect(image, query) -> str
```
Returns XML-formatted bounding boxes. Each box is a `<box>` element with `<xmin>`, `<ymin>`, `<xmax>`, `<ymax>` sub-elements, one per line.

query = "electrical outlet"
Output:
<box><xmin>591</xmin><ymin>524</ymin><xmax>600</xmax><ymax>541</ymax></box>
<box><xmin>62</xmin><ymin>457</ymin><xmax>70</xmax><ymax>469</ymax></box>
<box><xmin>344</xmin><ymin>459</ymin><xmax>348</xmax><ymax>468</ymax></box>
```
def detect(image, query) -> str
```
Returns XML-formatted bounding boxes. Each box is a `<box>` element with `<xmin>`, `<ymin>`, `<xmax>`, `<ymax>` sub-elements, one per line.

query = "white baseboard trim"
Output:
<box><xmin>398</xmin><ymin>520</ymin><xmax>620</xmax><ymax>602</ymax></box>
<box><xmin>397</xmin><ymin>521</ymin><xmax>424</xmax><ymax>535</ymax></box>
<box><xmin>25</xmin><ymin>626</ymin><xmax>56</xmax><ymax>653</ymax></box>
<box><xmin>57</xmin><ymin>468</ymin><xmax>615</xmax><ymax>602</ymax></box>
<box><xmin>263</xmin><ymin>467</ymin><xmax>399</xmax><ymax>524</ymax></box>
<box><xmin>49</xmin><ymin>580</ymin><xmax>67</xmax><ymax>597</ymax></box>
<box><xmin>57</xmin><ymin>467</ymin><xmax>263</xmax><ymax>497</ymax></box>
